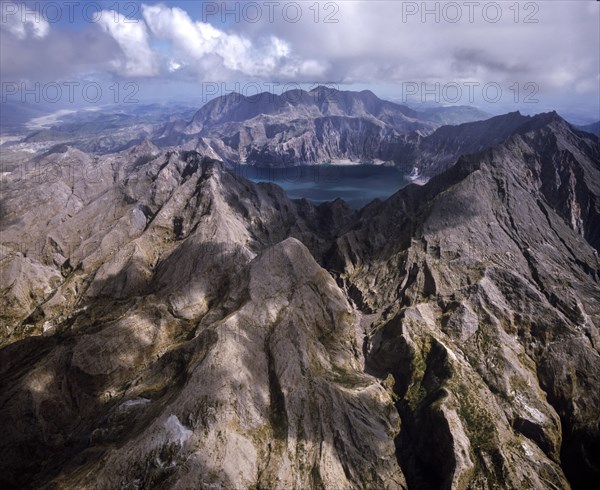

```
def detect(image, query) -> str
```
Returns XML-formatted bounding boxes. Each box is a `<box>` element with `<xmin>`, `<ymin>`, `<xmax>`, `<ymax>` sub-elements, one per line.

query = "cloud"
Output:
<box><xmin>0</xmin><ymin>2</ymin><xmax>49</xmax><ymax>39</ymax></box>
<box><xmin>0</xmin><ymin>26</ymin><xmax>120</xmax><ymax>82</ymax></box>
<box><xmin>140</xmin><ymin>3</ymin><xmax>325</xmax><ymax>80</ymax></box>
<box><xmin>168</xmin><ymin>60</ymin><xmax>183</xmax><ymax>73</ymax></box>
<box><xmin>4</xmin><ymin>1</ymin><xmax>595</xmax><ymax>93</ymax></box>
<box><xmin>0</xmin><ymin>1</ymin><xmax>597</xmax><ymax>119</ymax></box>
<box><xmin>237</xmin><ymin>1</ymin><xmax>599</xmax><ymax>95</ymax></box>
<box><xmin>97</xmin><ymin>11</ymin><xmax>159</xmax><ymax>77</ymax></box>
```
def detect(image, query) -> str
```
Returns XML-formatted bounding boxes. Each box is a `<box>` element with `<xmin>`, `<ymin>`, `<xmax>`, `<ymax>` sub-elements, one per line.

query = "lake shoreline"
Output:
<box><xmin>233</xmin><ymin>164</ymin><xmax>424</xmax><ymax>209</ymax></box>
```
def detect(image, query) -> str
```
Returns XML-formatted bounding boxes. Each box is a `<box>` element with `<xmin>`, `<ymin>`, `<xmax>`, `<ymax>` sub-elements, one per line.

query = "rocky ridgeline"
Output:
<box><xmin>0</xmin><ymin>112</ymin><xmax>598</xmax><ymax>489</ymax></box>
<box><xmin>157</xmin><ymin>86</ymin><xmax>496</xmax><ymax>171</ymax></box>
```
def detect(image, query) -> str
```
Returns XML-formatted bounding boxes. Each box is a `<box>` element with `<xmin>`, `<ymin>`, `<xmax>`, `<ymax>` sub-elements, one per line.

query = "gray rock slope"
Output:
<box><xmin>0</xmin><ymin>112</ymin><xmax>599</xmax><ymax>489</ymax></box>
<box><xmin>161</xmin><ymin>87</ymin><xmax>582</xmax><ymax>181</ymax></box>
<box><xmin>327</xmin><ymin>113</ymin><xmax>600</xmax><ymax>488</ymax></box>
<box><xmin>1</xmin><ymin>144</ymin><xmax>398</xmax><ymax>489</ymax></box>
<box><xmin>157</xmin><ymin>87</ymin><xmax>437</xmax><ymax>166</ymax></box>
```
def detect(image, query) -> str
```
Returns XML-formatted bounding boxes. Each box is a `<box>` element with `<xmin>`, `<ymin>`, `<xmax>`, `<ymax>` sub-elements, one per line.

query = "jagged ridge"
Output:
<box><xmin>0</xmin><ymin>111</ymin><xmax>599</xmax><ymax>489</ymax></box>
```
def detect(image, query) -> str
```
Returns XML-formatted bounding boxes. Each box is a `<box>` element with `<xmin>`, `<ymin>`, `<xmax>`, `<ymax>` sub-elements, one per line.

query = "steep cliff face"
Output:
<box><xmin>165</xmin><ymin>87</ymin><xmax>596</xmax><ymax>185</ymax></box>
<box><xmin>327</xmin><ymin>115</ymin><xmax>600</xmax><ymax>488</ymax></box>
<box><xmin>164</xmin><ymin>87</ymin><xmax>435</xmax><ymax>167</ymax></box>
<box><xmin>184</xmin><ymin>87</ymin><xmax>423</xmax><ymax>135</ymax></box>
<box><xmin>0</xmin><ymin>112</ymin><xmax>599</xmax><ymax>489</ymax></box>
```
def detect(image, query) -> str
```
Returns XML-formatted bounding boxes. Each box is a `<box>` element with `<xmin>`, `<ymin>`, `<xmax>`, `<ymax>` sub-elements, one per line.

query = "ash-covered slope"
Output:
<box><xmin>0</xmin><ymin>112</ymin><xmax>599</xmax><ymax>489</ymax></box>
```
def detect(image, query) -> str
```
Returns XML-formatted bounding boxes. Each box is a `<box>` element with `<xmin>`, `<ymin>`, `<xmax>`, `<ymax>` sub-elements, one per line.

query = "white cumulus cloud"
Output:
<box><xmin>0</xmin><ymin>3</ymin><xmax>49</xmax><ymax>39</ymax></box>
<box><xmin>141</xmin><ymin>3</ymin><xmax>324</xmax><ymax>80</ymax></box>
<box><xmin>97</xmin><ymin>11</ymin><xmax>159</xmax><ymax>77</ymax></box>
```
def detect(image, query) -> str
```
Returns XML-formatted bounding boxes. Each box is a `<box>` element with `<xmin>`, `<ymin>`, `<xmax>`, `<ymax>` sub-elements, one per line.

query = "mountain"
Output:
<box><xmin>415</xmin><ymin>105</ymin><xmax>491</xmax><ymax>125</ymax></box>
<box><xmin>0</xmin><ymin>112</ymin><xmax>599</xmax><ymax>489</ymax></box>
<box><xmin>157</xmin><ymin>87</ymin><xmax>439</xmax><ymax>165</ymax></box>
<box><xmin>0</xmin><ymin>146</ymin><xmax>386</xmax><ymax>489</ymax></box>
<box><xmin>326</xmin><ymin>113</ymin><xmax>600</xmax><ymax>487</ymax></box>
<box><xmin>183</xmin><ymin>86</ymin><xmax>424</xmax><ymax>134</ymax></box>
<box><xmin>0</xmin><ymin>104</ymin><xmax>199</xmax><ymax>156</ymax></box>
<box><xmin>161</xmin><ymin>87</ymin><xmax>497</xmax><ymax>168</ymax></box>
<box><xmin>161</xmin><ymin>90</ymin><xmax>587</xmax><ymax>182</ymax></box>
<box><xmin>388</xmin><ymin>110</ymin><xmax>597</xmax><ymax>176</ymax></box>
<box><xmin>576</xmin><ymin>121</ymin><xmax>600</xmax><ymax>136</ymax></box>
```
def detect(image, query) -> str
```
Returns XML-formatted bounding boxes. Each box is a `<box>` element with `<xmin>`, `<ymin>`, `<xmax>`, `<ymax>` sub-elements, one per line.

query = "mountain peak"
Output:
<box><xmin>182</xmin><ymin>86</ymin><xmax>432</xmax><ymax>146</ymax></box>
<box><xmin>309</xmin><ymin>85</ymin><xmax>339</xmax><ymax>94</ymax></box>
<box><xmin>514</xmin><ymin>110</ymin><xmax>571</xmax><ymax>136</ymax></box>
<box><xmin>2</xmin><ymin>94</ymin><xmax>600</xmax><ymax>489</ymax></box>
<box><xmin>129</xmin><ymin>137</ymin><xmax>160</xmax><ymax>156</ymax></box>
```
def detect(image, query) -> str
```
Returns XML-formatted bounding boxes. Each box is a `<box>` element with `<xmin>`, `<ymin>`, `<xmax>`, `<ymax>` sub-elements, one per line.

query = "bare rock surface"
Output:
<box><xmin>328</xmin><ymin>113</ymin><xmax>600</xmax><ymax>488</ymax></box>
<box><xmin>0</xmin><ymin>111</ymin><xmax>599</xmax><ymax>489</ymax></box>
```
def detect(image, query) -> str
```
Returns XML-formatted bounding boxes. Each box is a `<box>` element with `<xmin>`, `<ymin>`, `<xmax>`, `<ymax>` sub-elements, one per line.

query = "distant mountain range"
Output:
<box><xmin>2</xmin><ymin>89</ymin><xmax>597</xmax><ymax>191</ymax></box>
<box><xmin>0</xmin><ymin>103</ymin><xmax>198</xmax><ymax>153</ymax></box>
<box><xmin>576</xmin><ymin>120</ymin><xmax>600</xmax><ymax>135</ymax></box>
<box><xmin>2</xmin><ymin>88</ymin><xmax>492</xmax><ymax>161</ymax></box>
<box><xmin>412</xmin><ymin>104</ymin><xmax>491</xmax><ymax>125</ymax></box>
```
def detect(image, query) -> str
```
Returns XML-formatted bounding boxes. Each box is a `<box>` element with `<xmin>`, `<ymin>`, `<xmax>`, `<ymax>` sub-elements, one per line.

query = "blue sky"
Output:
<box><xmin>1</xmin><ymin>1</ymin><xmax>599</xmax><ymax>123</ymax></box>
